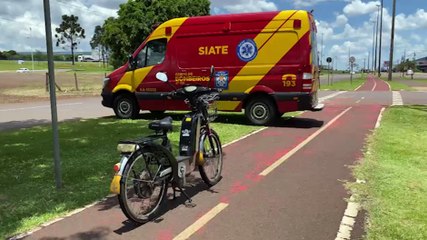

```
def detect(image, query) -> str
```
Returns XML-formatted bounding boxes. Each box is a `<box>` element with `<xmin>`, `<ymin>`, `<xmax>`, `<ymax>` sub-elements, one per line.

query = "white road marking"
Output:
<box><xmin>335</xmin><ymin>107</ymin><xmax>386</xmax><ymax>240</ymax></box>
<box><xmin>335</xmin><ymin>195</ymin><xmax>360</xmax><ymax>240</ymax></box>
<box><xmin>223</xmin><ymin>127</ymin><xmax>267</xmax><ymax>148</ymax></box>
<box><xmin>375</xmin><ymin>107</ymin><xmax>386</xmax><ymax>128</ymax></box>
<box><xmin>371</xmin><ymin>79</ymin><xmax>377</xmax><ymax>91</ymax></box>
<box><xmin>259</xmin><ymin>107</ymin><xmax>352</xmax><ymax>176</ymax></box>
<box><xmin>392</xmin><ymin>91</ymin><xmax>403</xmax><ymax>106</ymax></box>
<box><xmin>384</xmin><ymin>80</ymin><xmax>391</xmax><ymax>91</ymax></box>
<box><xmin>173</xmin><ymin>203</ymin><xmax>229</xmax><ymax>240</ymax></box>
<box><xmin>0</xmin><ymin>102</ymin><xmax>83</xmax><ymax>112</ymax></box>
<box><xmin>355</xmin><ymin>97</ymin><xmax>365</xmax><ymax>104</ymax></box>
<box><xmin>319</xmin><ymin>91</ymin><xmax>346</xmax><ymax>103</ymax></box>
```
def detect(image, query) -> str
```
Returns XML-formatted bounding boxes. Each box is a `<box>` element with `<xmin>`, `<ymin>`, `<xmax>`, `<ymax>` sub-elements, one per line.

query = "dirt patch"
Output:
<box><xmin>414</xmin><ymin>87</ymin><xmax>427</xmax><ymax>91</ymax></box>
<box><xmin>0</xmin><ymin>71</ymin><xmax>104</xmax><ymax>104</ymax></box>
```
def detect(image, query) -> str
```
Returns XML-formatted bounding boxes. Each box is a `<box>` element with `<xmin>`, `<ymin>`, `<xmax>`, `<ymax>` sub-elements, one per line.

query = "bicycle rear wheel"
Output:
<box><xmin>118</xmin><ymin>148</ymin><xmax>170</xmax><ymax>223</ymax></box>
<box><xmin>199</xmin><ymin>129</ymin><xmax>223</xmax><ymax>187</ymax></box>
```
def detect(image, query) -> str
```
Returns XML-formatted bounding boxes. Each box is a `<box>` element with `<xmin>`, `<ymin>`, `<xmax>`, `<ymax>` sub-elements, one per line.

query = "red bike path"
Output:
<box><xmin>20</xmin><ymin>76</ymin><xmax>392</xmax><ymax>240</ymax></box>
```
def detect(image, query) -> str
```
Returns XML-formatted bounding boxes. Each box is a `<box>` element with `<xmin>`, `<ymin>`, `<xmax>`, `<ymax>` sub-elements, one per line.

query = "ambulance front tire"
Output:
<box><xmin>113</xmin><ymin>93</ymin><xmax>139</xmax><ymax>119</ymax></box>
<box><xmin>245</xmin><ymin>97</ymin><xmax>277</xmax><ymax>125</ymax></box>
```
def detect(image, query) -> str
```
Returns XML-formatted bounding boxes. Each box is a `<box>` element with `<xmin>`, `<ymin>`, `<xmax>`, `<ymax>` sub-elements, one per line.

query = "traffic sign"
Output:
<box><xmin>326</xmin><ymin>57</ymin><xmax>332</xmax><ymax>63</ymax></box>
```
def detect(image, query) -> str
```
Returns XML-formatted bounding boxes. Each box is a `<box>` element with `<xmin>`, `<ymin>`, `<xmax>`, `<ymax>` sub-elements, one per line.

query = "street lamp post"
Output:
<box><xmin>29</xmin><ymin>27</ymin><xmax>35</xmax><ymax>72</ymax></box>
<box><xmin>388</xmin><ymin>0</ymin><xmax>396</xmax><ymax>81</ymax></box>
<box><xmin>371</xmin><ymin>20</ymin><xmax>376</xmax><ymax>71</ymax></box>
<box><xmin>374</xmin><ymin>4</ymin><xmax>380</xmax><ymax>73</ymax></box>
<box><xmin>378</xmin><ymin>0</ymin><xmax>384</xmax><ymax>77</ymax></box>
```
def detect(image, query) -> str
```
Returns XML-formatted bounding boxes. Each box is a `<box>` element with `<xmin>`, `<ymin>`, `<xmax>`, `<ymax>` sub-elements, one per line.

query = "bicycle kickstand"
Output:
<box><xmin>173</xmin><ymin>185</ymin><xmax>196</xmax><ymax>208</ymax></box>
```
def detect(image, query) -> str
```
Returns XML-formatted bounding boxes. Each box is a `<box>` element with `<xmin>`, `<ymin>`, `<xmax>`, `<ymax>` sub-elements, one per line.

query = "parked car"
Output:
<box><xmin>16</xmin><ymin>68</ymin><xmax>30</xmax><ymax>73</ymax></box>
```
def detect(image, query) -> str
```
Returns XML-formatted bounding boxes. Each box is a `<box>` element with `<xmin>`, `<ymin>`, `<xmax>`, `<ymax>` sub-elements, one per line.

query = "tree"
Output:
<box><xmin>102</xmin><ymin>0</ymin><xmax>210</xmax><ymax>68</ymax></box>
<box><xmin>396</xmin><ymin>59</ymin><xmax>416</xmax><ymax>73</ymax></box>
<box><xmin>55</xmin><ymin>15</ymin><xmax>85</xmax><ymax>65</ymax></box>
<box><xmin>90</xmin><ymin>25</ymin><xmax>108</xmax><ymax>67</ymax></box>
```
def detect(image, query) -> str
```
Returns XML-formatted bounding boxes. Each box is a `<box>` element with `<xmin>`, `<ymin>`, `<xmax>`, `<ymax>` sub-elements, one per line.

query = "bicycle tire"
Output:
<box><xmin>198</xmin><ymin>129</ymin><xmax>223</xmax><ymax>187</ymax></box>
<box><xmin>118</xmin><ymin>147</ymin><xmax>170</xmax><ymax>223</ymax></box>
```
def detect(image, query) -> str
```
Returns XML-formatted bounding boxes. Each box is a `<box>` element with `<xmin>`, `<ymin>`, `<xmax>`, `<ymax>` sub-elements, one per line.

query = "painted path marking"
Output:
<box><xmin>173</xmin><ymin>203</ymin><xmax>229</xmax><ymax>240</ymax></box>
<box><xmin>259</xmin><ymin>107</ymin><xmax>352</xmax><ymax>176</ymax></box>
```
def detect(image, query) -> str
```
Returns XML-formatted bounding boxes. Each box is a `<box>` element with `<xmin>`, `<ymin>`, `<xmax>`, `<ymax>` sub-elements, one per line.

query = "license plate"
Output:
<box><xmin>110</xmin><ymin>175</ymin><xmax>121</xmax><ymax>194</ymax></box>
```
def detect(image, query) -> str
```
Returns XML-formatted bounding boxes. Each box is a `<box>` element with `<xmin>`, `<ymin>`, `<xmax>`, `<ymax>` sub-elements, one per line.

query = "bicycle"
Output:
<box><xmin>109</xmin><ymin>66</ymin><xmax>223</xmax><ymax>223</ymax></box>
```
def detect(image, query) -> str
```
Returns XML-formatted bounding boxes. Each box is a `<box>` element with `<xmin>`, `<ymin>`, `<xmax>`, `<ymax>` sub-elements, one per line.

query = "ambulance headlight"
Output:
<box><xmin>103</xmin><ymin>77</ymin><xmax>110</xmax><ymax>88</ymax></box>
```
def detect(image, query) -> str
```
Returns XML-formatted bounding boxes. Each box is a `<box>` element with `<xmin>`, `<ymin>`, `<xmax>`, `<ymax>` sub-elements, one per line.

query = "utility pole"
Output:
<box><xmin>371</xmin><ymin>20</ymin><xmax>376</xmax><ymax>71</ymax></box>
<box><xmin>367</xmin><ymin>51</ymin><xmax>370</xmax><ymax>72</ymax></box>
<box><xmin>378</xmin><ymin>0</ymin><xmax>384</xmax><ymax>77</ymax></box>
<box><xmin>29</xmin><ymin>27</ymin><xmax>35</xmax><ymax>72</ymax></box>
<box><xmin>388</xmin><ymin>0</ymin><xmax>396</xmax><ymax>81</ymax></box>
<box><xmin>374</xmin><ymin>4</ymin><xmax>380</xmax><ymax>73</ymax></box>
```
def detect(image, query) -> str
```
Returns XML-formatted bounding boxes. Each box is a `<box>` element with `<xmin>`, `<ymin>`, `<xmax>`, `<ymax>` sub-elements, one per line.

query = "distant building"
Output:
<box><xmin>416</xmin><ymin>57</ymin><xmax>427</xmax><ymax>72</ymax></box>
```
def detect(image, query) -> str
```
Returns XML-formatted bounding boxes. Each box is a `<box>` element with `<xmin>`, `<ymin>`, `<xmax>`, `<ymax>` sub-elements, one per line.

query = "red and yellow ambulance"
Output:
<box><xmin>101</xmin><ymin>10</ymin><xmax>323</xmax><ymax>125</ymax></box>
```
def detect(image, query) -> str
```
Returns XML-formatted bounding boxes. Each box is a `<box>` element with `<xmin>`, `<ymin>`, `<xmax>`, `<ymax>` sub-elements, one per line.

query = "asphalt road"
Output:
<box><xmin>3</xmin><ymin>77</ymin><xmax>427</xmax><ymax>240</ymax></box>
<box><xmin>0</xmin><ymin>96</ymin><xmax>113</xmax><ymax>131</ymax></box>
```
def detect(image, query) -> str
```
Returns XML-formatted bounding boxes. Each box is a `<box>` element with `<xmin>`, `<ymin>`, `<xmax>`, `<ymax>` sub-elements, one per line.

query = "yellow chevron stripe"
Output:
<box><xmin>218</xmin><ymin>11</ymin><xmax>310</xmax><ymax>110</ymax></box>
<box><xmin>114</xmin><ymin>18</ymin><xmax>188</xmax><ymax>93</ymax></box>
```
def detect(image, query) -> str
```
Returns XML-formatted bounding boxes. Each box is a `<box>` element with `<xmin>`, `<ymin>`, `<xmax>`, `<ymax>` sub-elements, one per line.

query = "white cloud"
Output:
<box><xmin>292</xmin><ymin>0</ymin><xmax>350</xmax><ymax>8</ymax></box>
<box><xmin>333</xmin><ymin>14</ymin><xmax>348</xmax><ymax>27</ymax></box>
<box><xmin>395</xmin><ymin>9</ymin><xmax>427</xmax><ymax>30</ymax></box>
<box><xmin>211</xmin><ymin>0</ymin><xmax>277</xmax><ymax>14</ymax></box>
<box><xmin>0</xmin><ymin>0</ymin><xmax>123</xmax><ymax>52</ymax></box>
<box><xmin>343</xmin><ymin>0</ymin><xmax>380</xmax><ymax>17</ymax></box>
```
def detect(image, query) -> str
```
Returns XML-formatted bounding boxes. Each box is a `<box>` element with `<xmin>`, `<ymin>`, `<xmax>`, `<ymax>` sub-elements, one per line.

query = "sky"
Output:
<box><xmin>0</xmin><ymin>0</ymin><xmax>426</xmax><ymax>70</ymax></box>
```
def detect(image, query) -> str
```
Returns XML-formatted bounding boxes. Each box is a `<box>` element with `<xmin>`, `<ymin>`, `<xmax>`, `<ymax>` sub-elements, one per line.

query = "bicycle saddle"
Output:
<box><xmin>149</xmin><ymin>116</ymin><xmax>173</xmax><ymax>132</ymax></box>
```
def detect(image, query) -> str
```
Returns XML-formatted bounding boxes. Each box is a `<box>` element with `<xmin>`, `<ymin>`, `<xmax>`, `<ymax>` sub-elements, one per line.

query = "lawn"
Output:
<box><xmin>320</xmin><ymin>77</ymin><xmax>365</xmax><ymax>91</ymax></box>
<box><xmin>351</xmin><ymin>106</ymin><xmax>427</xmax><ymax>240</ymax></box>
<box><xmin>0</xmin><ymin>115</ymin><xmax>262</xmax><ymax>239</ymax></box>
<box><xmin>379</xmin><ymin>77</ymin><xmax>415</xmax><ymax>91</ymax></box>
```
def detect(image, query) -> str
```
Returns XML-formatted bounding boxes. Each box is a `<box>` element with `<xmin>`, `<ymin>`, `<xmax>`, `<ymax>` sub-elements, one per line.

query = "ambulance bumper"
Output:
<box><xmin>101</xmin><ymin>89</ymin><xmax>114</xmax><ymax>108</ymax></box>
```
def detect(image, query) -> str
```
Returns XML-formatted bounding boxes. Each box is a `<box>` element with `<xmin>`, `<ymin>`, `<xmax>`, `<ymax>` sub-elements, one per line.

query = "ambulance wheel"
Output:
<box><xmin>245</xmin><ymin>97</ymin><xmax>277</xmax><ymax>125</ymax></box>
<box><xmin>113</xmin><ymin>94</ymin><xmax>139</xmax><ymax>119</ymax></box>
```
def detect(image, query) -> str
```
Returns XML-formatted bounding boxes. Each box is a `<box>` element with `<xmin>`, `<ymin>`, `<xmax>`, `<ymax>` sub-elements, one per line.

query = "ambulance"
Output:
<box><xmin>101</xmin><ymin>10</ymin><xmax>323</xmax><ymax>125</ymax></box>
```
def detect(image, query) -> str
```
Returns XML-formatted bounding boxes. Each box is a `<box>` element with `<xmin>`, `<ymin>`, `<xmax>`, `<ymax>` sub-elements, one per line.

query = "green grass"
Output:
<box><xmin>0</xmin><ymin>60</ymin><xmax>113</xmax><ymax>72</ymax></box>
<box><xmin>379</xmin><ymin>78</ymin><xmax>415</xmax><ymax>91</ymax></box>
<box><xmin>387</xmin><ymin>81</ymin><xmax>415</xmax><ymax>91</ymax></box>
<box><xmin>0</xmin><ymin>114</ymin><xmax>262</xmax><ymax>239</ymax></box>
<box><xmin>351</xmin><ymin>106</ymin><xmax>427</xmax><ymax>240</ymax></box>
<box><xmin>320</xmin><ymin>78</ymin><xmax>365</xmax><ymax>91</ymax></box>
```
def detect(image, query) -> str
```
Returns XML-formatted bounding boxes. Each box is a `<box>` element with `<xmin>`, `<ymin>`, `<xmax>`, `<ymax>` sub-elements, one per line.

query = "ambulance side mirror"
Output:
<box><xmin>128</xmin><ymin>55</ymin><xmax>137</xmax><ymax>71</ymax></box>
<box><xmin>209</xmin><ymin>65</ymin><xmax>215</xmax><ymax>87</ymax></box>
<box><xmin>210</xmin><ymin>65</ymin><xmax>215</xmax><ymax>79</ymax></box>
<box><xmin>155</xmin><ymin>72</ymin><xmax>168</xmax><ymax>82</ymax></box>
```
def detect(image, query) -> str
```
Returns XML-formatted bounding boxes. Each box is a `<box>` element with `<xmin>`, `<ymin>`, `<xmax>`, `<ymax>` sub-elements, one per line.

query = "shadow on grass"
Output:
<box><xmin>406</xmin><ymin>105</ymin><xmax>427</xmax><ymax>112</ymax></box>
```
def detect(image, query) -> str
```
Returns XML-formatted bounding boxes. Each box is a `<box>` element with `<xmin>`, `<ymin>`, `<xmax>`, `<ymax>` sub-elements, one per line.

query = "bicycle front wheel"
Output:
<box><xmin>118</xmin><ymin>148</ymin><xmax>170</xmax><ymax>223</ymax></box>
<box><xmin>199</xmin><ymin>129</ymin><xmax>223</xmax><ymax>187</ymax></box>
